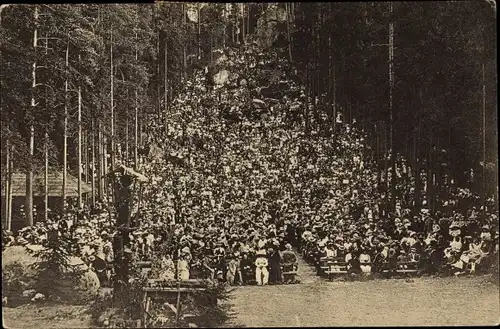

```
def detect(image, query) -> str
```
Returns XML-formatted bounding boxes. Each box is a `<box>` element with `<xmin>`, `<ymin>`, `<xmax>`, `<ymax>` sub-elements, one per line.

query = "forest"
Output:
<box><xmin>0</xmin><ymin>2</ymin><xmax>497</xmax><ymax>224</ymax></box>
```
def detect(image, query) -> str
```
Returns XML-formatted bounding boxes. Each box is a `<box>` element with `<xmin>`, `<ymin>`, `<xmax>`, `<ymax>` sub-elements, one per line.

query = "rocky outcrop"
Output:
<box><xmin>2</xmin><ymin>245</ymin><xmax>100</xmax><ymax>303</ymax></box>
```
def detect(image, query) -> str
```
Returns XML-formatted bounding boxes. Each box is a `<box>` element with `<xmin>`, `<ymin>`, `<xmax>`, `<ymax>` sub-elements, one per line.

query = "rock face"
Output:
<box><xmin>2</xmin><ymin>245</ymin><xmax>100</xmax><ymax>303</ymax></box>
<box><xmin>255</xmin><ymin>4</ymin><xmax>288</xmax><ymax>49</ymax></box>
<box><xmin>213</xmin><ymin>69</ymin><xmax>230</xmax><ymax>86</ymax></box>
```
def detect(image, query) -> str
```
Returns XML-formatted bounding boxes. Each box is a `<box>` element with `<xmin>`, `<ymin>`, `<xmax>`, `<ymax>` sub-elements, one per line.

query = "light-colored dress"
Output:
<box><xmin>177</xmin><ymin>259</ymin><xmax>190</xmax><ymax>281</ymax></box>
<box><xmin>158</xmin><ymin>256</ymin><xmax>175</xmax><ymax>280</ymax></box>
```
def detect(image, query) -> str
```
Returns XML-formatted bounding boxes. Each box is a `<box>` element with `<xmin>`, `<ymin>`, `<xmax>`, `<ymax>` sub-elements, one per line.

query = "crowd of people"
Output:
<box><xmin>2</xmin><ymin>42</ymin><xmax>498</xmax><ymax>287</ymax></box>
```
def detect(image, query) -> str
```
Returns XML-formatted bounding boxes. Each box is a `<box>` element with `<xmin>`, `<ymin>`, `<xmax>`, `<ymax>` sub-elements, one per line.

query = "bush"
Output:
<box><xmin>25</xmin><ymin>225</ymin><xmax>87</xmax><ymax>302</ymax></box>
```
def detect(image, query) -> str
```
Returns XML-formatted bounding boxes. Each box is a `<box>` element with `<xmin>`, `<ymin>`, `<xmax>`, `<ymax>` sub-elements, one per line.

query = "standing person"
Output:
<box><xmin>226</xmin><ymin>252</ymin><xmax>242</xmax><ymax>286</ymax></box>
<box><xmin>255</xmin><ymin>250</ymin><xmax>269</xmax><ymax>286</ymax></box>
<box><xmin>296</xmin><ymin>219</ymin><xmax>304</xmax><ymax>251</ymax></box>
<box><xmin>158</xmin><ymin>254</ymin><xmax>176</xmax><ymax>281</ymax></box>
<box><xmin>285</xmin><ymin>219</ymin><xmax>296</xmax><ymax>247</ymax></box>
<box><xmin>177</xmin><ymin>248</ymin><xmax>191</xmax><ymax>281</ymax></box>
<box><xmin>268</xmin><ymin>247</ymin><xmax>282</xmax><ymax>284</ymax></box>
<box><xmin>240</xmin><ymin>251</ymin><xmax>254</xmax><ymax>284</ymax></box>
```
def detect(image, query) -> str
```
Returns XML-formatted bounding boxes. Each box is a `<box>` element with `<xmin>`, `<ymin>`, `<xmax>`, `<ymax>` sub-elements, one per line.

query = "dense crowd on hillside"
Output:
<box><xmin>2</xmin><ymin>44</ymin><xmax>498</xmax><ymax>286</ymax></box>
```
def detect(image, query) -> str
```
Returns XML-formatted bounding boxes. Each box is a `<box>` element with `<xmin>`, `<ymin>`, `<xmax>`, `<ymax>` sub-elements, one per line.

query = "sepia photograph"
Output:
<box><xmin>1</xmin><ymin>2</ymin><xmax>498</xmax><ymax>328</ymax></box>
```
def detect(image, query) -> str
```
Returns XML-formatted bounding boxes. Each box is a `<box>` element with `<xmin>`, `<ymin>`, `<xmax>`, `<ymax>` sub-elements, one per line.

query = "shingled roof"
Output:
<box><xmin>2</xmin><ymin>171</ymin><xmax>92</xmax><ymax>197</ymax></box>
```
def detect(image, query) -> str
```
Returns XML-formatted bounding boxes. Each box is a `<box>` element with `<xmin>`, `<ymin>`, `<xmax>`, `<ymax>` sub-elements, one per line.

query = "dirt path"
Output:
<box><xmin>2</xmin><ymin>304</ymin><xmax>92</xmax><ymax>329</ymax></box>
<box><xmin>226</xmin><ymin>256</ymin><xmax>500</xmax><ymax>327</ymax></box>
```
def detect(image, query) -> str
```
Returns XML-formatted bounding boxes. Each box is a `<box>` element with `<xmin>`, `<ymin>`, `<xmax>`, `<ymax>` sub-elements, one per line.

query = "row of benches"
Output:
<box><xmin>317</xmin><ymin>257</ymin><xmax>420</xmax><ymax>279</ymax></box>
<box><xmin>136</xmin><ymin>261</ymin><xmax>299</xmax><ymax>282</ymax></box>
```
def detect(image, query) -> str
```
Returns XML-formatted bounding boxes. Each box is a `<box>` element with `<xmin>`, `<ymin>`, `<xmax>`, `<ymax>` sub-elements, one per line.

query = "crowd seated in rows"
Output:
<box><xmin>2</xmin><ymin>44</ymin><xmax>498</xmax><ymax>287</ymax></box>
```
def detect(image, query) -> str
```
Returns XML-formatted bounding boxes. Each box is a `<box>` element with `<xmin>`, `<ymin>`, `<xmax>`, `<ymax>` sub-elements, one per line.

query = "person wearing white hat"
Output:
<box><xmin>254</xmin><ymin>250</ymin><xmax>269</xmax><ymax>285</ymax></box>
<box><xmin>177</xmin><ymin>247</ymin><xmax>191</xmax><ymax>281</ymax></box>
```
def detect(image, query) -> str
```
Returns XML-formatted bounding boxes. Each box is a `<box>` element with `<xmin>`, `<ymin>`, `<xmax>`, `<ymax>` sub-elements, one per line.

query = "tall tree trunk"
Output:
<box><xmin>481</xmin><ymin>63</ymin><xmax>486</xmax><ymax>213</ymax></box>
<box><xmin>182</xmin><ymin>3</ymin><xmax>187</xmax><ymax>81</ymax></box>
<box><xmin>7</xmin><ymin>144</ymin><xmax>13</xmax><ymax>230</ymax></box>
<box><xmin>434</xmin><ymin>136</ymin><xmax>440</xmax><ymax>214</ymax></box>
<box><xmin>164</xmin><ymin>32</ymin><xmax>169</xmax><ymax>136</ymax></box>
<box><xmin>77</xmin><ymin>74</ymin><xmax>82</xmax><ymax>209</ymax></box>
<box><xmin>348</xmin><ymin>101</ymin><xmax>352</xmax><ymax>125</ymax></box>
<box><xmin>376</xmin><ymin>123</ymin><xmax>381</xmax><ymax>187</ymax></box>
<box><xmin>97</xmin><ymin>122</ymin><xmax>103</xmax><ymax>200</ymax></box>
<box><xmin>103</xmin><ymin>136</ymin><xmax>108</xmax><ymax>201</ymax></box>
<box><xmin>388</xmin><ymin>2</ymin><xmax>396</xmax><ymax>212</ymax></box>
<box><xmin>44</xmin><ymin>130</ymin><xmax>48</xmax><ymax>222</ymax></box>
<box><xmin>91</xmin><ymin>124</ymin><xmax>96</xmax><ymax>206</ymax></box>
<box><xmin>26</xmin><ymin>6</ymin><xmax>38</xmax><ymax>226</ymax></box>
<box><xmin>247</xmin><ymin>3</ymin><xmax>250</xmax><ymax>36</ymax></box>
<box><xmin>62</xmin><ymin>36</ymin><xmax>69</xmax><ymax>213</ymax></box>
<box><xmin>156</xmin><ymin>27</ymin><xmax>161</xmax><ymax>118</ymax></box>
<box><xmin>125</xmin><ymin>115</ymin><xmax>129</xmax><ymax>165</ymax></box>
<box><xmin>210</xmin><ymin>33</ymin><xmax>213</xmax><ymax>64</ymax></box>
<box><xmin>384</xmin><ymin>122</ymin><xmax>389</xmax><ymax>215</ymax></box>
<box><xmin>241</xmin><ymin>3</ymin><xmax>245</xmax><ymax>44</ymax></box>
<box><xmin>286</xmin><ymin>2</ymin><xmax>292</xmax><ymax>62</ymax></box>
<box><xmin>110</xmin><ymin>28</ymin><xmax>115</xmax><ymax>171</ymax></box>
<box><xmin>5</xmin><ymin>138</ymin><xmax>11</xmax><ymax>230</ymax></box>
<box><xmin>427</xmin><ymin>127</ymin><xmax>433</xmax><ymax>212</ymax></box>
<box><xmin>332</xmin><ymin>62</ymin><xmax>336</xmax><ymax>140</ymax></box>
<box><xmin>85</xmin><ymin>130</ymin><xmax>89</xmax><ymax>191</ymax></box>
<box><xmin>134</xmin><ymin>5</ymin><xmax>139</xmax><ymax>170</ymax></box>
<box><xmin>197</xmin><ymin>3</ymin><xmax>201</xmax><ymax>59</ymax></box>
<box><xmin>328</xmin><ymin>34</ymin><xmax>332</xmax><ymax>105</ymax></box>
<box><xmin>223</xmin><ymin>4</ymin><xmax>227</xmax><ymax>48</ymax></box>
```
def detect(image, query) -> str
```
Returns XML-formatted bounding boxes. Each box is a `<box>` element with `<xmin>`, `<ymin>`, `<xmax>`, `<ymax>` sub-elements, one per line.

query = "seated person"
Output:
<box><xmin>359</xmin><ymin>248</ymin><xmax>372</xmax><ymax>274</ymax></box>
<box><xmin>282</xmin><ymin>243</ymin><xmax>298</xmax><ymax>271</ymax></box>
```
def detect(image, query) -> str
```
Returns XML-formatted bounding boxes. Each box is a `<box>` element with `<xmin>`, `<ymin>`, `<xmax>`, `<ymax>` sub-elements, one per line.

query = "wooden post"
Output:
<box><xmin>175</xmin><ymin>281</ymin><xmax>181</xmax><ymax>327</ymax></box>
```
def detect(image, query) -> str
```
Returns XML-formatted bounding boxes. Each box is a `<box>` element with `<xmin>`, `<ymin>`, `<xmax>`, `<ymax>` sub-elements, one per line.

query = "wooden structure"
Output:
<box><xmin>1</xmin><ymin>171</ymin><xmax>92</xmax><ymax>231</ymax></box>
<box><xmin>2</xmin><ymin>171</ymin><xmax>91</xmax><ymax>197</ymax></box>
<box><xmin>141</xmin><ymin>279</ymin><xmax>213</xmax><ymax>328</ymax></box>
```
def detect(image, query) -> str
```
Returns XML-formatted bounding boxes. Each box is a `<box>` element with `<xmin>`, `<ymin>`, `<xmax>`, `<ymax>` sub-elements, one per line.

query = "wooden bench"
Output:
<box><xmin>319</xmin><ymin>257</ymin><xmax>331</xmax><ymax>273</ymax></box>
<box><xmin>325</xmin><ymin>258</ymin><xmax>349</xmax><ymax>279</ymax></box>
<box><xmin>379</xmin><ymin>261</ymin><xmax>419</xmax><ymax>276</ymax></box>
<box><xmin>136</xmin><ymin>261</ymin><xmax>153</xmax><ymax>276</ymax></box>
<box><xmin>396</xmin><ymin>262</ymin><xmax>419</xmax><ymax>274</ymax></box>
